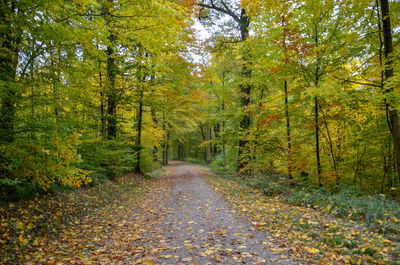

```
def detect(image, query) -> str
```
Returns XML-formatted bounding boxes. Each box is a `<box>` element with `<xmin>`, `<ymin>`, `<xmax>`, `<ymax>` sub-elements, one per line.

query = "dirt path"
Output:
<box><xmin>25</xmin><ymin>162</ymin><xmax>295</xmax><ymax>264</ymax></box>
<box><xmin>125</xmin><ymin>161</ymin><xmax>295</xmax><ymax>264</ymax></box>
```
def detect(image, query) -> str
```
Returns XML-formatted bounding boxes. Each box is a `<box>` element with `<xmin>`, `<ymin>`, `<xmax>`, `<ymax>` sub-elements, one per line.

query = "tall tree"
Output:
<box><xmin>0</xmin><ymin>0</ymin><xmax>23</xmax><ymax>142</ymax></box>
<box><xmin>379</xmin><ymin>0</ymin><xmax>400</xmax><ymax>180</ymax></box>
<box><xmin>198</xmin><ymin>0</ymin><xmax>252</xmax><ymax>173</ymax></box>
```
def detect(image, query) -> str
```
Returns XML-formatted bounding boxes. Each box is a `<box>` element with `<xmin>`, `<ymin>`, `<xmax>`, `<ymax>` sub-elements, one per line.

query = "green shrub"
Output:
<box><xmin>242</xmin><ymin>174</ymin><xmax>291</xmax><ymax>196</ymax></box>
<box><xmin>77</xmin><ymin>139</ymin><xmax>137</xmax><ymax>180</ymax></box>
<box><xmin>288</xmin><ymin>186</ymin><xmax>400</xmax><ymax>239</ymax></box>
<box><xmin>0</xmin><ymin>134</ymin><xmax>90</xmax><ymax>201</ymax></box>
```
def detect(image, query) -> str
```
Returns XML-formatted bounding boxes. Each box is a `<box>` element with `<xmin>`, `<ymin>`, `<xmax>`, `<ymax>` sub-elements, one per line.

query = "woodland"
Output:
<box><xmin>1</xmin><ymin>0</ymin><xmax>400</xmax><ymax>263</ymax></box>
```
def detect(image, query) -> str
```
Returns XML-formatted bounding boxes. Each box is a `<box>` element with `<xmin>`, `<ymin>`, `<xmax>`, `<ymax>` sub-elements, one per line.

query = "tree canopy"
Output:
<box><xmin>1</xmin><ymin>0</ymin><xmax>400</xmax><ymax>199</ymax></box>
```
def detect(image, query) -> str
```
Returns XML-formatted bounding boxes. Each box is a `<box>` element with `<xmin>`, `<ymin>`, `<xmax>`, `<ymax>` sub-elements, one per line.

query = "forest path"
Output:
<box><xmin>24</xmin><ymin>161</ymin><xmax>296</xmax><ymax>264</ymax></box>
<box><xmin>124</xmin><ymin>161</ymin><xmax>295</xmax><ymax>265</ymax></box>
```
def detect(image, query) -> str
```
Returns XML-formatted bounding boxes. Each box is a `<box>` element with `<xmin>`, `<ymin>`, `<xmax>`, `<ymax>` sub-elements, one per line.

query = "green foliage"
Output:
<box><xmin>78</xmin><ymin>140</ymin><xmax>137</xmax><ymax>183</ymax></box>
<box><xmin>289</xmin><ymin>187</ymin><xmax>400</xmax><ymax>239</ymax></box>
<box><xmin>0</xmin><ymin>134</ymin><xmax>90</xmax><ymax>201</ymax></box>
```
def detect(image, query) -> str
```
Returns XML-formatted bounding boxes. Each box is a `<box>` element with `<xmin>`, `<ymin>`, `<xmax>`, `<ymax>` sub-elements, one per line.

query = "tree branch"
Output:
<box><xmin>210</xmin><ymin>39</ymin><xmax>241</xmax><ymax>52</ymax></box>
<box><xmin>334</xmin><ymin>76</ymin><xmax>382</xmax><ymax>88</ymax></box>
<box><xmin>198</xmin><ymin>1</ymin><xmax>240</xmax><ymax>23</ymax></box>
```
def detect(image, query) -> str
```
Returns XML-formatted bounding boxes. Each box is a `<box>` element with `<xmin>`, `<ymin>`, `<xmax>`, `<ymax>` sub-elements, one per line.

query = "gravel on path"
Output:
<box><xmin>131</xmin><ymin>161</ymin><xmax>296</xmax><ymax>265</ymax></box>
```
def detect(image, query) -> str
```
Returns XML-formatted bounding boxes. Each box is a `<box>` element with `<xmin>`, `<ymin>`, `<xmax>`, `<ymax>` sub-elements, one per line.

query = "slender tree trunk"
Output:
<box><xmin>315</xmin><ymin>97</ymin><xmax>322</xmax><ymax>187</ymax></box>
<box><xmin>0</xmin><ymin>1</ymin><xmax>19</xmax><ymax>143</ymax></box>
<box><xmin>151</xmin><ymin>108</ymin><xmax>158</xmax><ymax>162</ymax></box>
<box><xmin>106</xmin><ymin>42</ymin><xmax>117</xmax><ymax>139</ymax></box>
<box><xmin>97</xmin><ymin>55</ymin><xmax>106</xmax><ymax>140</ymax></box>
<box><xmin>380</xmin><ymin>0</ymin><xmax>400</xmax><ymax>181</ymax></box>
<box><xmin>51</xmin><ymin>48</ymin><xmax>61</xmax><ymax>119</ymax></box>
<box><xmin>200</xmin><ymin>125</ymin><xmax>207</xmax><ymax>162</ymax></box>
<box><xmin>30</xmin><ymin>63</ymin><xmax>35</xmax><ymax>140</ymax></box>
<box><xmin>166</xmin><ymin>131</ymin><xmax>169</xmax><ymax>164</ymax></box>
<box><xmin>162</xmin><ymin>111</ymin><xmax>168</xmax><ymax>165</ymax></box>
<box><xmin>222</xmin><ymin>101</ymin><xmax>226</xmax><ymax>164</ymax></box>
<box><xmin>135</xmin><ymin>86</ymin><xmax>144</xmax><ymax>174</ymax></box>
<box><xmin>314</xmin><ymin>26</ymin><xmax>322</xmax><ymax>187</ymax></box>
<box><xmin>284</xmin><ymin>80</ymin><xmax>293</xmax><ymax>180</ymax></box>
<box><xmin>207</xmin><ymin>124</ymin><xmax>212</xmax><ymax>163</ymax></box>
<box><xmin>214</xmin><ymin>123</ymin><xmax>220</xmax><ymax>155</ymax></box>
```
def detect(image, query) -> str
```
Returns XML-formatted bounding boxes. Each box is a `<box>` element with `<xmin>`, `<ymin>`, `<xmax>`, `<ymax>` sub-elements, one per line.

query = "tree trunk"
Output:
<box><xmin>284</xmin><ymin>80</ymin><xmax>293</xmax><ymax>180</ymax></box>
<box><xmin>200</xmin><ymin>125</ymin><xmax>207</xmax><ymax>162</ymax></box>
<box><xmin>237</xmin><ymin>10</ymin><xmax>251</xmax><ymax>173</ymax></box>
<box><xmin>151</xmin><ymin>108</ymin><xmax>158</xmax><ymax>162</ymax></box>
<box><xmin>315</xmin><ymin>97</ymin><xmax>322</xmax><ymax>187</ymax></box>
<box><xmin>97</xmin><ymin>54</ymin><xmax>106</xmax><ymax>140</ymax></box>
<box><xmin>314</xmin><ymin>26</ymin><xmax>322</xmax><ymax>187</ymax></box>
<box><xmin>207</xmin><ymin>124</ymin><xmax>212</xmax><ymax>163</ymax></box>
<box><xmin>135</xmin><ymin>86</ymin><xmax>144</xmax><ymax>174</ymax></box>
<box><xmin>104</xmin><ymin>0</ymin><xmax>117</xmax><ymax>140</ymax></box>
<box><xmin>380</xmin><ymin>0</ymin><xmax>400</xmax><ymax>181</ymax></box>
<box><xmin>0</xmin><ymin>1</ymin><xmax>20</xmax><ymax>143</ymax></box>
<box><xmin>222</xmin><ymin>101</ymin><xmax>226</xmax><ymax>164</ymax></box>
<box><xmin>106</xmin><ymin>42</ymin><xmax>117</xmax><ymax>139</ymax></box>
<box><xmin>162</xmin><ymin>111</ymin><xmax>168</xmax><ymax>165</ymax></box>
<box><xmin>166</xmin><ymin>131</ymin><xmax>169</xmax><ymax>164</ymax></box>
<box><xmin>214</xmin><ymin>123</ymin><xmax>220</xmax><ymax>155</ymax></box>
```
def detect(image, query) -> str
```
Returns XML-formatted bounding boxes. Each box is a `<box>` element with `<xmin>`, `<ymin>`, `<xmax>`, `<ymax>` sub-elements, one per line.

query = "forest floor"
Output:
<box><xmin>3</xmin><ymin>162</ymin><xmax>399</xmax><ymax>264</ymax></box>
<box><xmin>22</xmin><ymin>161</ymin><xmax>295</xmax><ymax>264</ymax></box>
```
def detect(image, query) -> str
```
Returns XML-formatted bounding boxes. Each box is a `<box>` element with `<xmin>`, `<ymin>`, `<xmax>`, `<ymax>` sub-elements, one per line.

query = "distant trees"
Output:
<box><xmin>195</xmin><ymin>0</ymin><xmax>400</xmax><ymax>192</ymax></box>
<box><xmin>0</xmin><ymin>0</ymin><xmax>197</xmax><ymax>197</ymax></box>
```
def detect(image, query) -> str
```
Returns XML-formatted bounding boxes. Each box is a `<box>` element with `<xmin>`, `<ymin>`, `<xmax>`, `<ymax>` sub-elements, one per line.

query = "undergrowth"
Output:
<box><xmin>206</xmin><ymin>168</ymin><xmax>400</xmax><ymax>264</ymax></box>
<box><xmin>210</xmin><ymin>165</ymin><xmax>400</xmax><ymax>241</ymax></box>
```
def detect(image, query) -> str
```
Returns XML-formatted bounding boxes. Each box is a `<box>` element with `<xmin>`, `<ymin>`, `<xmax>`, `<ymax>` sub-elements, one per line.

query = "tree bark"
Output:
<box><xmin>151</xmin><ymin>108</ymin><xmax>158</xmax><ymax>162</ymax></box>
<box><xmin>135</xmin><ymin>86</ymin><xmax>144</xmax><ymax>174</ymax></box>
<box><xmin>214</xmin><ymin>123</ymin><xmax>220</xmax><ymax>155</ymax></box>
<box><xmin>0</xmin><ymin>1</ymin><xmax>20</xmax><ymax>143</ymax></box>
<box><xmin>237</xmin><ymin>9</ymin><xmax>251</xmax><ymax>173</ymax></box>
<box><xmin>106</xmin><ymin>41</ymin><xmax>117</xmax><ymax>139</ymax></box>
<box><xmin>162</xmin><ymin>111</ymin><xmax>168</xmax><ymax>165</ymax></box>
<box><xmin>380</xmin><ymin>0</ymin><xmax>400</xmax><ymax>180</ymax></box>
<box><xmin>200</xmin><ymin>125</ymin><xmax>207</xmax><ymax>162</ymax></box>
<box><xmin>315</xmin><ymin>97</ymin><xmax>322</xmax><ymax>187</ymax></box>
<box><xmin>207</xmin><ymin>124</ymin><xmax>212</xmax><ymax>163</ymax></box>
<box><xmin>284</xmin><ymin>80</ymin><xmax>293</xmax><ymax>180</ymax></box>
<box><xmin>97</xmin><ymin>53</ymin><xmax>106</xmax><ymax>140</ymax></box>
<box><xmin>104</xmin><ymin>0</ymin><xmax>118</xmax><ymax>140</ymax></box>
<box><xmin>314</xmin><ymin>26</ymin><xmax>322</xmax><ymax>187</ymax></box>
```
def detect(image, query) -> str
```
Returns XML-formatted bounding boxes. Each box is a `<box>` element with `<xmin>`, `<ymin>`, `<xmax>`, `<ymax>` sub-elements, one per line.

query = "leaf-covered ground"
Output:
<box><xmin>205</xmin><ymin>173</ymin><xmax>400</xmax><ymax>264</ymax></box>
<box><xmin>2</xmin><ymin>162</ymin><xmax>299</xmax><ymax>264</ymax></box>
<box><xmin>0</xmin><ymin>172</ymin><xmax>149</xmax><ymax>264</ymax></box>
<box><xmin>3</xmin><ymin>162</ymin><xmax>399</xmax><ymax>264</ymax></box>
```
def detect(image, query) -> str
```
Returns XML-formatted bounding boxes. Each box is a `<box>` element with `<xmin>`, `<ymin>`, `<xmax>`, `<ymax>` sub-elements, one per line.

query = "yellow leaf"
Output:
<box><xmin>305</xmin><ymin>247</ymin><xmax>319</xmax><ymax>254</ymax></box>
<box><xmin>18</xmin><ymin>234</ymin><xmax>28</xmax><ymax>246</ymax></box>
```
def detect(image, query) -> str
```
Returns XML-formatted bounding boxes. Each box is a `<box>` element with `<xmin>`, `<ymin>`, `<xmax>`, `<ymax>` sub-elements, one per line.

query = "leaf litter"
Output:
<box><xmin>205</xmin><ymin>172</ymin><xmax>400</xmax><ymax>264</ymax></box>
<box><xmin>6</xmin><ymin>162</ymin><xmax>298</xmax><ymax>264</ymax></box>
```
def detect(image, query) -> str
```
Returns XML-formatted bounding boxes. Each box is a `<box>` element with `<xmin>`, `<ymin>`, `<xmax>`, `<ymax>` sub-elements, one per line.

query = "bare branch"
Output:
<box><xmin>210</xmin><ymin>39</ymin><xmax>241</xmax><ymax>53</ymax></box>
<box><xmin>198</xmin><ymin>1</ymin><xmax>240</xmax><ymax>23</ymax></box>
